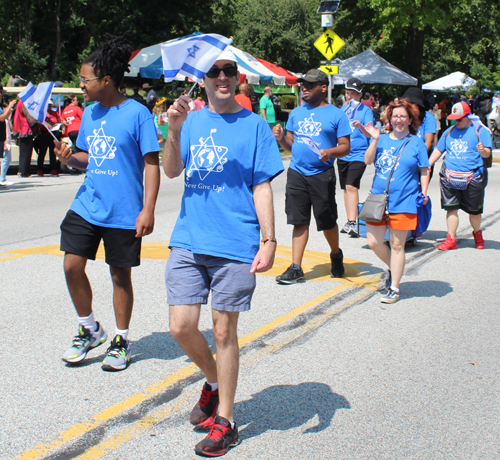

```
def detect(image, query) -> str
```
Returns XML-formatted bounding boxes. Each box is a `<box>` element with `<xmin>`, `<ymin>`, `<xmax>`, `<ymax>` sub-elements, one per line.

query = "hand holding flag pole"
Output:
<box><xmin>19</xmin><ymin>81</ymin><xmax>59</xmax><ymax>141</ymax></box>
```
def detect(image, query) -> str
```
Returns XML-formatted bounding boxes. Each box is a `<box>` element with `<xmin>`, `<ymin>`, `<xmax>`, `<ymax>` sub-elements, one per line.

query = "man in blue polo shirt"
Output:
<box><xmin>273</xmin><ymin>69</ymin><xmax>351</xmax><ymax>284</ymax></box>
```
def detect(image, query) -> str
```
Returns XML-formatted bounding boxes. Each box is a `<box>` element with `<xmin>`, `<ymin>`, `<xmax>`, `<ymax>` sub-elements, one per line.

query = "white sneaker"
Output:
<box><xmin>0</xmin><ymin>181</ymin><xmax>14</xmax><ymax>186</ymax></box>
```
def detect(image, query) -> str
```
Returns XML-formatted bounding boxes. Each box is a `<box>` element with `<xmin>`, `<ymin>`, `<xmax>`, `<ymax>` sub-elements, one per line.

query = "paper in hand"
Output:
<box><xmin>295</xmin><ymin>132</ymin><xmax>322</xmax><ymax>159</ymax></box>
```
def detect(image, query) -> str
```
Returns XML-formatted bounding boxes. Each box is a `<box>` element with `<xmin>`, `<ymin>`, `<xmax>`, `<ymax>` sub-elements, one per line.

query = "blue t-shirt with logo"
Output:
<box><xmin>286</xmin><ymin>103</ymin><xmax>351</xmax><ymax>176</ymax></box>
<box><xmin>169</xmin><ymin>108</ymin><xmax>284</xmax><ymax>264</ymax></box>
<box><xmin>436</xmin><ymin>124</ymin><xmax>492</xmax><ymax>172</ymax></box>
<box><xmin>71</xmin><ymin>98</ymin><xmax>159</xmax><ymax>229</ymax></box>
<box><xmin>342</xmin><ymin>100</ymin><xmax>374</xmax><ymax>162</ymax></box>
<box><xmin>416</xmin><ymin>111</ymin><xmax>437</xmax><ymax>141</ymax></box>
<box><xmin>370</xmin><ymin>134</ymin><xmax>429</xmax><ymax>214</ymax></box>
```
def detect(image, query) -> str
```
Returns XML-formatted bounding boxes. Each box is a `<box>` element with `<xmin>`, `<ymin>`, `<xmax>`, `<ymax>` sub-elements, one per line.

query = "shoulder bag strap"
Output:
<box><xmin>383</xmin><ymin>135</ymin><xmax>413</xmax><ymax>194</ymax></box>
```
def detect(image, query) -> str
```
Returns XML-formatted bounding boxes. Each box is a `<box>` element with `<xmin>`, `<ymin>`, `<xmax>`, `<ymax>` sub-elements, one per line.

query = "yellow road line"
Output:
<box><xmin>69</xmin><ymin>290</ymin><xmax>374</xmax><ymax>460</ymax></box>
<box><xmin>15</xmin><ymin>273</ymin><xmax>378</xmax><ymax>460</ymax></box>
<box><xmin>11</xmin><ymin>243</ymin><xmax>379</xmax><ymax>459</ymax></box>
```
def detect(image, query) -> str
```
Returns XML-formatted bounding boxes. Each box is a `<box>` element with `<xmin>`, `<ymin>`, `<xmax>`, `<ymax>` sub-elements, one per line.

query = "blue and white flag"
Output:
<box><xmin>19</xmin><ymin>81</ymin><xmax>55</xmax><ymax>123</ymax></box>
<box><xmin>161</xmin><ymin>33</ymin><xmax>232</xmax><ymax>83</ymax></box>
<box><xmin>468</xmin><ymin>113</ymin><xmax>491</xmax><ymax>136</ymax></box>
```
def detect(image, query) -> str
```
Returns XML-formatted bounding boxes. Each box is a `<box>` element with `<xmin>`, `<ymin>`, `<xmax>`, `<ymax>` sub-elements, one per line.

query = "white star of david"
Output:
<box><xmin>449</xmin><ymin>138</ymin><xmax>468</xmax><ymax>157</ymax></box>
<box><xmin>297</xmin><ymin>113</ymin><xmax>322</xmax><ymax>137</ymax></box>
<box><xmin>87</xmin><ymin>121</ymin><xmax>116</xmax><ymax>167</ymax></box>
<box><xmin>376</xmin><ymin>147</ymin><xmax>398</xmax><ymax>176</ymax></box>
<box><xmin>187</xmin><ymin>129</ymin><xmax>228</xmax><ymax>180</ymax></box>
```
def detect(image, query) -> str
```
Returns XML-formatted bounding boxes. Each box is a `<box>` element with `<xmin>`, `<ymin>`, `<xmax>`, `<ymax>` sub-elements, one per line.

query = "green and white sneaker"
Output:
<box><xmin>62</xmin><ymin>322</ymin><xmax>107</xmax><ymax>364</ymax></box>
<box><xmin>101</xmin><ymin>335</ymin><xmax>131</xmax><ymax>371</ymax></box>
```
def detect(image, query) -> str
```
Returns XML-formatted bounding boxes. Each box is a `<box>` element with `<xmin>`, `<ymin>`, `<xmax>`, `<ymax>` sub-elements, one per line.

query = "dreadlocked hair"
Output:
<box><xmin>84</xmin><ymin>34</ymin><xmax>133</xmax><ymax>88</ymax></box>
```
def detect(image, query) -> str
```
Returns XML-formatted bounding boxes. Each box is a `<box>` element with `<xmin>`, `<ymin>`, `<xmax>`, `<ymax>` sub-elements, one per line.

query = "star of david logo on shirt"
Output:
<box><xmin>187</xmin><ymin>129</ymin><xmax>228</xmax><ymax>180</ymax></box>
<box><xmin>187</xmin><ymin>45</ymin><xmax>200</xmax><ymax>59</ymax></box>
<box><xmin>87</xmin><ymin>121</ymin><xmax>116</xmax><ymax>167</ymax></box>
<box><xmin>449</xmin><ymin>138</ymin><xmax>468</xmax><ymax>158</ymax></box>
<box><xmin>375</xmin><ymin>147</ymin><xmax>399</xmax><ymax>177</ymax></box>
<box><xmin>297</xmin><ymin>113</ymin><xmax>322</xmax><ymax>139</ymax></box>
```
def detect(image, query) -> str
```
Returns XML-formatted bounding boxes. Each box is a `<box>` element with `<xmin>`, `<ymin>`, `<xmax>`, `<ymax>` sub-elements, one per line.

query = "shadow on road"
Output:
<box><xmin>401</xmin><ymin>280</ymin><xmax>453</xmax><ymax>298</ymax></box>
<box><xmin>235</xmin><ymin>383</ymin><xmax>350</xmax><ymax>439</ymax></box>
<box><xmin>131</xmin><ymin>328</ymin><xmax>215</xmax><ymax>363</ymax></box>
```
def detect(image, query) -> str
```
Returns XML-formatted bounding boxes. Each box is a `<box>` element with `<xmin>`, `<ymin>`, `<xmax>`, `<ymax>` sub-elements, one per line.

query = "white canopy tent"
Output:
<box><xmin>333</xmin><ymin>49</ymin><xmax>418</xmax><ymax>86</ymax></box>
<box><xmin>422</xmin><ymin>72</ymin><xmax>476</xmax><ymax>91</ymax></box>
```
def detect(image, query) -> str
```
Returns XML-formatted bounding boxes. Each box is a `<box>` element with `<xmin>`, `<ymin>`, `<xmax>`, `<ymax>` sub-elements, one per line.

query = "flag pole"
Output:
<box><xmin>43</xmin><ymin>123</ymin><xmax>60</xmax><ymax>142</ymax></box>
<box><xmin>185</xmin><ymin>82</ymin><xmax>198</xmax><ymax>98</ymax></box>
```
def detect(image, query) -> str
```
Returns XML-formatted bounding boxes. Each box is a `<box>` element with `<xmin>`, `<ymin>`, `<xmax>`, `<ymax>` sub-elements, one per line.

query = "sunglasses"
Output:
<box><xmin>206</xmin><ymin>66</ymin><xmax>238</xmax><ymax>79</ymax></box>
<box><xmin>302</xmin><ymin>82</ymin><xmax>321</xmax><ymax>90</ymax></box>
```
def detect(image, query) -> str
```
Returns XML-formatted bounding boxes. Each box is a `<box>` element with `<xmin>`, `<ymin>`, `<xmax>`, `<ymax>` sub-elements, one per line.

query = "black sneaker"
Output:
<box><xmin>348</xmin><ymin>222</ymin><xmax>360</xmax><ymax>238</ymax></box>
<box><xmin>190</xmin><ymin>382</ymin><xmax>219</xmax><ymax>429</ymax></box>
<box><xmin>276</xmin><ymin>264</ymin><xmax>305</xmax><ymax>284</ymax></box>
<box><xmin>330</xmin><ymin>249</ymin><xmax>345</xmax><ymax>278</ymax></box>
<box><xmin>195</xmin><ymin>415</ymin><xmax>240</xmax><ymax>457</ymax></box>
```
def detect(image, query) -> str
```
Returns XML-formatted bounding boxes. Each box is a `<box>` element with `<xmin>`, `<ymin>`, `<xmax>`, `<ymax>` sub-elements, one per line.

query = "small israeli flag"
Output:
<box><xmin>19</xmin><ymin>82</ymin><xmax>55</xmax><ymax>123</ymax></box>
<box><xmin>468</xmin><ymin>113</ymin><xmax>491</xmax><ymax>136</ymax></box>
<box><xmin>161</xmin><ymin>33</ymin><xmax>232</xmax><ymax>83</ymax></box>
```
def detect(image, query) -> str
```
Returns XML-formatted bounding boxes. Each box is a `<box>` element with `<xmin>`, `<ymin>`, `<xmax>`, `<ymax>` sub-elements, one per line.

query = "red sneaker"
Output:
<box><xmin>473</xmin><ymin>230</ymin><xmax>484</xmax><ymax>249</ymax></box>
<box><xmin>438</xmin><ymin>234</ymin><xmax>457</xmax><ymax>251</ymax></box>
<box><xmin>190</xmin><ymin>382</ymin><xmax>219</xmax><ymax>428</ymax></box>
<box><xmin>50</xmin><ymin>170</ymin><xmax>60</xmax><ymax>177</ymax></box>
<box><xmin>37</xmin><ymin>170</ymin><xmax>44</xmax><ymax>177</ymax></box>
<box><xmin>195</xmin><ymin>415</ymin><xmax>239</xmax><ymax>457</ymax></box>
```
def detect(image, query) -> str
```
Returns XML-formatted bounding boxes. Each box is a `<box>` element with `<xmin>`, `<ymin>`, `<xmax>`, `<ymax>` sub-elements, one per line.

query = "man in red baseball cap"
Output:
<box><xmin>429</xmin><ymin>101</ymin><xmax>492</xmax><ymax>250</ymax></box>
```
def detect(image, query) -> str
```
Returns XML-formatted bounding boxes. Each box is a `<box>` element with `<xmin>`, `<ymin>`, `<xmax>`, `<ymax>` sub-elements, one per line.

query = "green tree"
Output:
<box><xmin>233</xmin><ymin>0</ymin><xmax>322</xmax><ymax>72</ymax></box>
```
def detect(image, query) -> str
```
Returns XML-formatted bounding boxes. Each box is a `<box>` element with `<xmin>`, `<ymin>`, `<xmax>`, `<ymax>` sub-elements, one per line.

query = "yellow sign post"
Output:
<box><xmin>320</xmin><ymin>65</ymin><xmax>339</xmax><ymax>75</ymax></box>
<box><xmin>314</xmin><ymin>29</ymin><xmax>344</xmax><ymax>60</ymax></box>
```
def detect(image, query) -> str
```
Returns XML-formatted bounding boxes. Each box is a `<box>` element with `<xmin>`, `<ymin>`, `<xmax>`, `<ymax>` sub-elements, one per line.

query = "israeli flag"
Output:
<box><xmin>468</xmin><ymin>113</ymin><xmax>492</xmax><ymax>136</ymax></box>
<box><xmin>19</xmin><ymin>81</ymin><xmax>55</xmax><ymax>123</ymax></box>
<box><xmin>161</xmin><ymin>33</ymin><xmax>232</xmax><ymax>83</ymax></box>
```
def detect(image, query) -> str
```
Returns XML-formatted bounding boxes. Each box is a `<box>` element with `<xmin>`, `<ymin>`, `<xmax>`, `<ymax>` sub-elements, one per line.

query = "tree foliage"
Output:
<box><xmin>233</xmin><ymin>0</ymin><xmax>321</xmax><ymax>72</ymax></box>
<box><xmin>0</xmin><ymin>0</ymin><xmax>498</xmax><ymax>91</ymax></box>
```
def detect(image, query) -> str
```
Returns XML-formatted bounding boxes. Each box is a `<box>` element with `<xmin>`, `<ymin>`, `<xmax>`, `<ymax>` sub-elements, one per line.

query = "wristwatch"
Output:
<box><xmin>261</xmin><ymin>236</ymin><xmax>277</xmax><ymax>244</ymax></box>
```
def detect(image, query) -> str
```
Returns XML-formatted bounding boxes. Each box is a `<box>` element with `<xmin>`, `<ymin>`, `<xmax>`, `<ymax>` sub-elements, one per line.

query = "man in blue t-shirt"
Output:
<box><xmin>338</xmin><ymin>78</ymin><xmax>373</xmax><ymax>237</ymax></box>
<box><xmin>273</xmin><ymin>69</ymin><xmax>351</xmax><ymax>284</ymax></box>
<box><xmin>163</xmin><ymin>48</ymin><xmax>284</xmax><ymax>456</ymax></box>
<box><xmin>429</xmin><ymin>102</ymin><xmax>492</xmax><ymax>251</ymax></box>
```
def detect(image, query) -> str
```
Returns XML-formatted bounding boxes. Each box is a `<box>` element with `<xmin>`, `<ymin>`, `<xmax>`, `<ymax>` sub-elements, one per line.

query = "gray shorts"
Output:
<box><xmin>165</xmin><ymin>247</ymin><xmax>256</xmax><ymax>312</ymax></box>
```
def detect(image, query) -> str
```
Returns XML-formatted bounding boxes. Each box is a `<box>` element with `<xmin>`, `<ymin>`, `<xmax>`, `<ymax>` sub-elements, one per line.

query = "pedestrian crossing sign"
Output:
<box><xmin>320</xmin><ymin>65</ymin><xmax>339</xmax><ymax>75</ymax></box>
<box><xmin>314</xmin><ymin>30</ymin><xmax>344</xmax><ymax>60</ymax></box>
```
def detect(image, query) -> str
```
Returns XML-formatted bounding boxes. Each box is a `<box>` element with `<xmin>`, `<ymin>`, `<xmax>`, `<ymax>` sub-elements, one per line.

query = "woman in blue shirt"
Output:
<box><xmin>364</xmin><ymin>100</ymin><xmax>430</xmax><ymax>303</ymax></box>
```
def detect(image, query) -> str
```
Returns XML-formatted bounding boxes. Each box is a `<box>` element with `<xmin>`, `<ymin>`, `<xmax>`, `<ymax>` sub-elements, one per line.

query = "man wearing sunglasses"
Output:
<box><xmin>273</xmin><ymin>69</ymin><xmax>351</xmax><ymax>285</ymax></box>
<box><xmin>163</xmin><ymin>48</ymin><xmax>284</xmax><ymax>456</ymax></box>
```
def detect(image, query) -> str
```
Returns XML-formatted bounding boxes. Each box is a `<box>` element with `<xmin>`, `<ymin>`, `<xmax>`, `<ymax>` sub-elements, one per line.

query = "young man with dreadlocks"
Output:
<box><xmin>54</xmin><ymin>35</ymin><xmax>161</xmax><ymax>371</ymax></box>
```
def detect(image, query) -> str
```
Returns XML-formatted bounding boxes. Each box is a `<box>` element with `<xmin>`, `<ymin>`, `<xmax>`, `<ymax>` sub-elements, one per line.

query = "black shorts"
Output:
<box><xmin>285</xmin><ymin>167</ymin><xmax>338</xmax><ymax>231</ymax></box>
<box><xmin>337</xmin><ymin>159</ymin><xmax>367</xmax><ymax>189</ymax></box>
<box><xmin>60</xmin><ymin>210</ymin><xmax>141</xmax><ymax>266</ymax></box>
<box><xmin>439</xmin><ymin>167</ymin><xmax>487</xmax><ymax>215</ymax></box>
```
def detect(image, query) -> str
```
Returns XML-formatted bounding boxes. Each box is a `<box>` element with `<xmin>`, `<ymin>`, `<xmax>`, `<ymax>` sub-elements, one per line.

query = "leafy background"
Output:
<box><xmin>1</xmin><ymin>0</ymin><xmax>498</xmax><ymax>90</ymax></box>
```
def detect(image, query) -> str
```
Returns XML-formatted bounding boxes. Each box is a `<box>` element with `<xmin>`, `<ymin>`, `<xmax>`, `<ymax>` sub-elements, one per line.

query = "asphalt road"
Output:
<box><xmin>1</xmin><ymin>155</ymin><xmax>499</xmax><ymax>460</ymax></box>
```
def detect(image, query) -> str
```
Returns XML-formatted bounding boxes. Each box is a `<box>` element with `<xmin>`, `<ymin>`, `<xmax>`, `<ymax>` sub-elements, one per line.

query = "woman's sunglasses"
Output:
<box><xmin>205</xmin><ymin>66</ymin><xmax>238</xmax><ymax>79</ymax></box>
